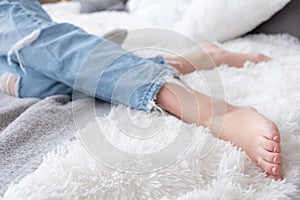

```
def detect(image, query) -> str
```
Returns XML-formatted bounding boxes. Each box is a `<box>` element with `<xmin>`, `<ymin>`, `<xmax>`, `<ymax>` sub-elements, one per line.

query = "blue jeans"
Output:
<box><xmin>0</xmin><ymin>0</ymin><xmax>178</xmax><ymax>111</ymax></box>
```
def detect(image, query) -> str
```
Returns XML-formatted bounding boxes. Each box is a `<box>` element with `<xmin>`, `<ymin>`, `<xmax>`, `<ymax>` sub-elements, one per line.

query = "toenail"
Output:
<box><xmin>273</xmin><ymin>136</ymin><xmax>278</xmax><ymax>141</ymax></box>
<box><xmin>272</xmin><ymin>167</ymin><xmax>277</xmax><ymax>175</ymax></box>
<box><xmin>273</xmin><ymin>157</ymin><xmax>277</xmax><ymax>164</ymax></box>
<box><xmin>273</xmin><ymin>147</ymin><xmax>278</xmax><ymax>153</ymax></box>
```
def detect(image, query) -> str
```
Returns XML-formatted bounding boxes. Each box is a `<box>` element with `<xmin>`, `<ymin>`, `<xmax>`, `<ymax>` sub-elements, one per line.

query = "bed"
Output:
<box><xmin>1</xmin><ymin>1</ymin><xmax>300</xmax><ymax>199</ymax></box>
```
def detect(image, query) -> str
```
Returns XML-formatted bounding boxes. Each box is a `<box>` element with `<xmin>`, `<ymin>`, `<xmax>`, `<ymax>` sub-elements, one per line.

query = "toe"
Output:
<box><xmin>262</xmin><ymin>132</ymin><xmax>280</xmax><ymax>143</ymax></box>
<box><xmin>250</xmin><ymin>52</ymin><xmax>272</xmax><ymax>62</ymax></box>
<box><xmin>261</xmin><ymin>122</ymin><xmax>280</xmax><ymax>143</ymax></box>
<box><xmin>258</xmin><ymin>147</ymin><xmax>281</xmax><ymax>164</ymax></box>
<box><xmin>259</xmin><ymin>136</ymin><xmax>281</xmax><ymax>153</ymax></box>
<box><xmin>272</xmin><ymin>134</ymin><xmax>281</xmax><ymax>143</ymax></box>
<box><xmin>258</xmin><ymin>158</ymin><xmax>281</xmax><ymax>177</ymax></box>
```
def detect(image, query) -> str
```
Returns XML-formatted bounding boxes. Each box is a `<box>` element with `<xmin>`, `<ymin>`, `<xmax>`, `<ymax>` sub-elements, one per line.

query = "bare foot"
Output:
<box><xmin>202</xmin><ymin>42</ymin><xmax>271</xmax><ymax>67</ymax></box>
<box><xmin>208</xmin><ymin>105</ymin><xmax>282</xmax><ymax>180</ymax></box>
<box><xmin>166</xmin><ymin>42</ymin><xmax>271</xmax><ymax>74</ymax></box>
<box><xmin>156</xmin><ymin>83</ymin><xmax>282</xmax><ymax>180</ymax></box>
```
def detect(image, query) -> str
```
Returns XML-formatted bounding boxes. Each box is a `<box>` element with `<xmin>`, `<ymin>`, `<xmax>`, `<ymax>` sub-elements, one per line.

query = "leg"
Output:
<box><xmin>156</xmin><ymin>83</ymin><xmax>282</xmax><ymax>180</ymax></box>
<box><xmin>0</xmin><ymin>0</ymin><xmax>53</xmax><ymax>55</ymax></box>
<box><xmin>0</xmin><ymin>0</ymin><xmax>177</xmax><ymax>111</ymax></box>
<box><xmin>0</xmin><ymin>55</ymin><xmax>72</xmax><ymax>98</ymax></box>
<box><xmin>166</xmin><ymin>43</ymin><xmax>271</xmax><ymax>74</ymax></box>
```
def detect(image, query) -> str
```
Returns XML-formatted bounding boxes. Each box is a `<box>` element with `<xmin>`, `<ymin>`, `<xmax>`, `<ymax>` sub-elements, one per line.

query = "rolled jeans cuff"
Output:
<box><xmin>73</xmin><ymin>42</ymin><xmax>179</xmax><ymax>112</ymax></box>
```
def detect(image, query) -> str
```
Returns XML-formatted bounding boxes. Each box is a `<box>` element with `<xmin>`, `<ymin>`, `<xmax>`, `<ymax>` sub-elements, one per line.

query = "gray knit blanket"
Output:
<box><xmin>0</xmin><ymin>93</ymin><xmax>110</xmax><ymax>195</ymax></box>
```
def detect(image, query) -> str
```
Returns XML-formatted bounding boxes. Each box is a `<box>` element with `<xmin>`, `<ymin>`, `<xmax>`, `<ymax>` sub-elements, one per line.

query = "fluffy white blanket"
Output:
<box><xmin>3</xmin><ymin>2</ymin><xmax>300</xmax><ymax>200</ymax></box>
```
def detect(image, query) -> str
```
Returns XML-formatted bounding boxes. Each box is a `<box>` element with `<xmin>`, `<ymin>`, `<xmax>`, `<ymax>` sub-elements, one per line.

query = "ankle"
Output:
<box><xmin>201</xmin><ymin>43</ymin><xmax>227</xmax><ymax>66</ymax></box>
<box><xmin>197</xmin><ymin>95</ymin><xmax>233</xmax><ymax>127</ymax></box>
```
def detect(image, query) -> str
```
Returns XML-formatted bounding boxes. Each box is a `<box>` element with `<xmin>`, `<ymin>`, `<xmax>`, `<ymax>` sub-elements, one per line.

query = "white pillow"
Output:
<box><xmin>175</xmin><ymin>0</ymin><xmax>291</xmax><ymax>43</ymax></box>
<box><xmin>127</xmin><ymin>0</ymin><xmax>193</xmax><ymax>27</ymax></box>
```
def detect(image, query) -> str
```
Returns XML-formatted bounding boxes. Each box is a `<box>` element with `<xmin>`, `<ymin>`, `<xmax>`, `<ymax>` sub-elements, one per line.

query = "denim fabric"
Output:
<box><xmin>0</xmin><ymin>0</ymin><xmax>178</xmax><ymax>111</ymax></box>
